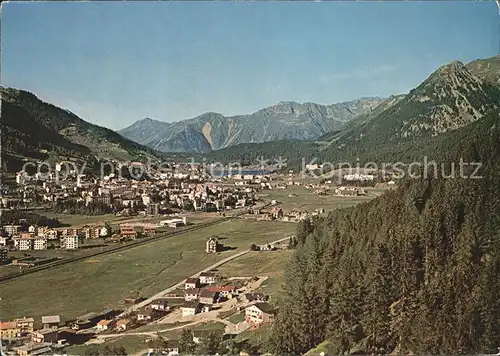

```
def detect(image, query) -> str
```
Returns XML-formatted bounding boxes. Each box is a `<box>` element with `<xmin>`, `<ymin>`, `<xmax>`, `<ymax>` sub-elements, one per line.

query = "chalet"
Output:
<box><xmin>245</xmin><ymin>303</ymin><xmax>276</xmax><ymax>325</ymax></box>
<box><xmin>199</xmin><ymin>271</ymin><xmax>218</xmax><ymax>285</ymax></box>
<box><xmin>31</xmin><ymin>328</ymin><xmax>58</xmax><ymax>343</ymax></box>
<box><xmin>1</xmin><ymin>321</ymin><xmax>19</xmax><ymax>340</ymax></box>
<box><xmin>185</xmin><ymin>278</ymin><xmax>200</xmax><ymax>289</ymax></box>
<box><xmin>184</xmin><ymin>288</ymin><xmax>200</xmax><ymax>301</ymax></box>
<box><xmin>206</xmin><ymin>285</ymin><xmax>236</xmax><ymax>298</ymax></box>
<box><xmin>96</xmin><ymin>319</ymin><xmax>114</xmax><ymax>331</ymax></box>
<box><xmin>205</xmin><ymin>237</ymin><xmax>220</xmax><ymax>253</ymax></box>
<box><xmin>72</xmin><ymin>309</ymin><xmax>118</xmax><ymax>330</ymax></box>
<box><xmin>62</xmin><ymin>236</ymin><xmax>79</xmax><ymax>249</ymax></box>
<box><xmin>343</xmin><ymin>173</ymin><xmax>374</xmax><ymax>181</ymax></box>
<box><xmin>83</xmin><ymin>227</ymin><xmax>101</xmax><ymax>239</ymax></box>
<box><xmin>99</xmin><ymin>226</ymin><xmax>110</xmax><ymax>237</ymax></box>
<box><xmin>0</xmin><ymin>247</ymin><xmax>7</xmax><ymax>265</ymax></box>
<box><xmin>15</xmin><ymin>317</ymin><xmax>35</xmax><ymax>334</ymax></box>
<box><xmin>116</xmin><ymin>319</ymin><xmax>131</xmax><ymax>331</ymax></box>
<box><xmin>41</xmin><ymin>315</ymin><xmax>60</xmax><ymax>329</ymax></box>
<box><xmin>3</xmin><ymin>224</ymin><xmax>21</xmax><ymax>236</ymax></box>
<box><xmin>151</xmin><ymin>298</ymin><xmax>170</xmax><ymax>311</ymax></box>
<box><xmin>181</xmin><ymin>301</ymin><xmax>203</xmax><ymax>317</ymax></box>
<box><xmin>136</xmin><ymin>307</ymin><xmax>162</xmax><ymax>321</ymax></box>
<box><xmin>198</xmin><ymin>289</ymin><xmax>219</xmax><ymax>305</ymax></box>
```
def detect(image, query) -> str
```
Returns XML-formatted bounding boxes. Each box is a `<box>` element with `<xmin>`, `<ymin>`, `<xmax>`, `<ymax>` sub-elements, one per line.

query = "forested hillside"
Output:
<box><xmin>1</xmin><ymin>87</ymin><xmax>160</xmax><ymax>172</ymax></box>
<box><xmin>205</xmin><ymin>139</ymin><xmax>320</xmax><ymax>166</ymax></box>
<box><xmin>269</xmin><ymin>110</ymin><xmax>500</xmax><ymax>354</ymax></box>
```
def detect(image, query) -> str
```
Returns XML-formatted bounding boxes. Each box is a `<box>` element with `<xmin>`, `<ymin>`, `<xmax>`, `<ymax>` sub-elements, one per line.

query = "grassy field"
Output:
<box><xmin>158</xmin><ymin>321</ymin><xmax>226</xmax><ymax>339</ymax></box>
<box><xmin>218</xmin><ymin>250</ymin><xmax>293</xmax><ymax>278</ymax></box>
<box><xmin>260</xmin><ymin>186</ymin><xmax>387</xmax><ymax>213</ymax></box>
<box><xmin>65</xmin><ymin>335</ymin><xmax>148</xmax><ymax>355</ymax></box>
<box><xmin>0</xmin><ymin>213</ymin><xmax>223</xmax><ymax>278</ymax></box>
<box><xmin>42</xmin><ymin>210</ymin><xmax>216</xmax><ymax>228</ymax></box>
<box><xmin>235</xmin><ymin>323</ymin><xmax>273</xmax><ymax>352</ymax></box>
<box><xmin>218</xmin><ymin>250</ymin><xmax>293</xmax><ymax>304</ymax></box>
<box><xmin>65</xmin><ymin>321</ymin><xmax>227</xmax><ymax>355</ymax></box>
<box><xmin>228</xmin><ymin>312</ymin><xmax>246</xmax><ymax>324</ymax></box>
<box><xmin>133</xmin><ymin>320</ymin><xmax>193</xmax><ymax>333</ymax></box>
<box><xmin>1</xmin><ymin>219</ymin><xmax>295</xmax><ymax>321</ymax></box>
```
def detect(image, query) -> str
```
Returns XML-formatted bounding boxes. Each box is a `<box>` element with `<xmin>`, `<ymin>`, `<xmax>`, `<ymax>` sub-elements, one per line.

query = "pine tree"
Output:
<box><xmin>196</xmin><ymin>331</ymin><xmax>222</xmax><ymax>355</ymax></box>
<box><xmin>364</xmin><ymin>244</ymin><xmax>394</xmax><ymax>354</ymax></box>
<box><xmin>179</xmin><ymin>328</ymin><xmax>196</xmax><ymax>354</ymax></box>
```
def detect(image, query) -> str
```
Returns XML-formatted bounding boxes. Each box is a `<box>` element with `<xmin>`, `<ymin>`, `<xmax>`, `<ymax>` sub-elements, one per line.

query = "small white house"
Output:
<box><xmin>159</xmin><ymin>217</ymin><xmax>187</xmax><ymax>228</ymax></box>
<box><xmin>96</xmin><ymin>319</ymin><xmax>113</xmax><ymax>331</ymax></box>
<box><xmin>99</xmin><ymin>226</ymin><xmax>109</xmax><ymax>237</ymax></box>
<box><xmin>181</xmin><ymin>302</ymin><xmax>202</xmax><ymax>317</ymax></box>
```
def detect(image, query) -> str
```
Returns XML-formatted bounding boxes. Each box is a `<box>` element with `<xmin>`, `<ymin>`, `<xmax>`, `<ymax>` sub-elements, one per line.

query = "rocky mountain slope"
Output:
<box><xmin>119</xmin><ymin>98</ymin><xmax>384</xmax><ymax>153</ymax></box>
<box><xmin>316</xmin><ymin>58</ymin><xmax>500</xmax><ymax>163</ymax></box>
<box><xmin>1</xmin><ymin>87</ymin><xmax>160</xmax><ymax>173</ymax></box>
<box><xmin>203</xmin><ymin>56</ymin><xmax>500</xmax><ymax>167</ymax></box>
<box><xmin>466</xmin><ymin>55</ymin><xmax>500</xmax><ymax>85</ymax></box>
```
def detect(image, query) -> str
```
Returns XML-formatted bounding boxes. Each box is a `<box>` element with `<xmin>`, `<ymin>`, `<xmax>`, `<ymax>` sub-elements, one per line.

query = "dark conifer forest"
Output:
<box><xmin>269</xmin><ymin>111</ymin><xmax>500</xmax><ymax>354</ymax></box>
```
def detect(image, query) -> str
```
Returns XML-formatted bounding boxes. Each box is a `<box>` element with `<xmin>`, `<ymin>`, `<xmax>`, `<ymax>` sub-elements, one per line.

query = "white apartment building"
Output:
<box><xmin>33</xmin><ymin>238</ymin><xmax>48</xmax><ymax>251</ymax></box>
<box><xmin>0</xmin><ymin>236</ymin><xmax>9</xmax><ymax>247</ymax></box>
<box><xmin>4</xmin><ymin>225</ymin><xmax>22</xmax><ymax>236</ymax></box>
<box><xmin>343</xmin><ymin>174</ymin><xmax>375</xmax><ymax>181</ymax></box>
<box><xmin>14</xmin><ymin>238</ymin><xmax>32</xmax><ymax>251</ymax></box>
<box><xmin>63</xmin><ymin>236</ymin><xmax>79</xmax><ymax>250</ymax></box>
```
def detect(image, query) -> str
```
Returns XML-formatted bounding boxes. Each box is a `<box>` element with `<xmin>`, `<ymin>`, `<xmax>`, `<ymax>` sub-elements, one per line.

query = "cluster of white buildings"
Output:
<box><xmin>1</xmin><ymin>224</ymin><xmax>81</xmax><ymax>251</ymax></box>
<box><xmin>343</xmin><ymin>173</ymin><xmax>375</xmax><ymax>181</ymax></box>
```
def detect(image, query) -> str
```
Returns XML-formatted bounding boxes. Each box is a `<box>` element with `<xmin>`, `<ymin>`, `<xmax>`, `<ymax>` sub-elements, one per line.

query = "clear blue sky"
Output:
<box><xmin>2</xmin><ymin>1</ymin><xmax>499</xmax><ymax>130</ymax></box>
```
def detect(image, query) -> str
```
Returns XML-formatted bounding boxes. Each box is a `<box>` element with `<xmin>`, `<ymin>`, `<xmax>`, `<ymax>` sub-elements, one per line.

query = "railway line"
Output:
<box><xmin>0</xmin><ymin>205</ymin><xmax>268</xmax><ymax>283</ymax></box>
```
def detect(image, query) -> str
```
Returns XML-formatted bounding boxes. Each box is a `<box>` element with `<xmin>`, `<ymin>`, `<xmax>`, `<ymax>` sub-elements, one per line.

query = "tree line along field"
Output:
<box><xmin>1</xmin><ymin>219</ymin><xmax>295</xmax><ymax>321</ymax></box>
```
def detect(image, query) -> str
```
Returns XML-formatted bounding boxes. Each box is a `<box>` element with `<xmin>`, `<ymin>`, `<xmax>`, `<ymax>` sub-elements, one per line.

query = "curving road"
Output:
<box><xmin>120</xmin><ymin>236</ymin><xmax>290</xmax><ymax>316</ymax></box>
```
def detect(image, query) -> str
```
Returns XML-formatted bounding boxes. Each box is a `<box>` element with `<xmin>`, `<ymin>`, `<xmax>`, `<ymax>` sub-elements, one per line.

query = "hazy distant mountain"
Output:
<box><xmin>119</xmin><ymin>98</ymin><xmax>384</xmax><ymax>153</ymax></box>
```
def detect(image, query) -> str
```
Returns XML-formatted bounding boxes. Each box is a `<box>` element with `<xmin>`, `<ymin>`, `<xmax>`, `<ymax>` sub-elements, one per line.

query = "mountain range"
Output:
<box><xmin>207</xmin><ymin>55</ymin><xmax>500</xmax><ymax>167</ymax></box>
<box><xmin>2</xmin><ymin>55</ymin><xmax>499</xmax><ymax>174</ymax></box>
<box><xmin>118</xmin><ymin>98</ymin><xmax>384</xmax><ymax>153</ymax></box>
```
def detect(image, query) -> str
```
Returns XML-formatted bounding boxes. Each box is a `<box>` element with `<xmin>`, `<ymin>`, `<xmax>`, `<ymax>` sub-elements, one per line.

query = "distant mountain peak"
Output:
<box><xmin>275</xmin><ymin>100</ymin><xmax>298</xmax><ymax>106</ymax></box>
<box><xmin>120</xmin><ymin>97</ymin><xmax>383</xmax><ymax>153</ymax></box>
